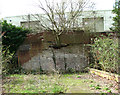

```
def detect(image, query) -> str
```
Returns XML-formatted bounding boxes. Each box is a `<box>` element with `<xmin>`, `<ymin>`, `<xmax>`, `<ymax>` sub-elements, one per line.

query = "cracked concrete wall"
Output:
<box><xmin>21</xmin><ymin>44</ymin><xmax>89</xmax><ymax>72</ymax></box>
<box><xmin>18</xmin><ymin>32</ymin><xmax>90</xmax><ymax>72</ymax></box>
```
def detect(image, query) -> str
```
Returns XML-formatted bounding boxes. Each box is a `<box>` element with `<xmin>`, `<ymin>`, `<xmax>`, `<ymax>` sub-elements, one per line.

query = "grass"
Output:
<box><xmin>3</xmin><ymin>74</ymin><xmax>65</xmax><ymax>93</ymax></box>
<box><xmin>3</xmin><ymin>73</ymin><xmax>89</xmax><ymax>93</ymax></box>
<box><xmin>2</xmin><ymin>73</ymin><xmax>116</xmax><ymax>93</ymax></box>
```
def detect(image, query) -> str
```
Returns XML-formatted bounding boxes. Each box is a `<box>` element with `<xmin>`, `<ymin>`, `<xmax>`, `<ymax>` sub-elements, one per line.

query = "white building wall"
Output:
<box><xmin>3</xmin><ymin>16</ymin><xmax>22</xmax><ymax>26</ymax></box>
<box><xmin>81</xmin><ymin>10</ymin><xmax>115</xmax><ymax>32</ymax></box>
<box><xmin>103</xmin><ymin>10</ymin><xmax>115</xmax><ymax>31</ymax></box>
<box><xmin>2</xmin><ymin>10</ymin><xmax>115</xmax><ymax>32</ymax></box>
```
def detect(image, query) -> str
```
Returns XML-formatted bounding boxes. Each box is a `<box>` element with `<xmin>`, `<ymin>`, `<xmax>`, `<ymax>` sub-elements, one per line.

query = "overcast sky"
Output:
<box><xmin>0</xmin><ymin>0</ymin><xmax>115</xmax><ymax>18</ymax></box>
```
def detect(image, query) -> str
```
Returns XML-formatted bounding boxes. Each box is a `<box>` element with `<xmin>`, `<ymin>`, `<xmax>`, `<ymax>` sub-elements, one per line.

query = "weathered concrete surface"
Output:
<box><xmin>22</xmin><ymin>45</ymin><xmax>89</xmax><ymax>72</ymax></box>
<box><xmin>18</xmin><ymin>32</ymin><xmax>90</xmax><ymax>72</ymax></box>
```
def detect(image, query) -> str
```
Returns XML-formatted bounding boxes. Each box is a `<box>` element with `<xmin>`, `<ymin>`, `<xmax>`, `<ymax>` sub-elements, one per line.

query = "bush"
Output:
<box><xmin>1</xmin><ymin>20</ymin><xmax>30</xmax><ymax>75</ymax></box>
<box><xmin>90</xmin><ymin>33</ymin><xmax>118</xmax><ymax>73</ymax></box>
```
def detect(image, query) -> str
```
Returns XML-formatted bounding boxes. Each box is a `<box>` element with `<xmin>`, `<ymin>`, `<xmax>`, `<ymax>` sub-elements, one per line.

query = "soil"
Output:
<box><xmin>72</xmin><ymin>73</ymin><xmax>119</xmax><ymax>93</ymax></box>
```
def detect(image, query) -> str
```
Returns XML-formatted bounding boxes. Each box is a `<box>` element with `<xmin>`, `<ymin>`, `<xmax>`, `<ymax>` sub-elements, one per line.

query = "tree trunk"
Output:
<box><xmin>55</xmin><ymin>34</ymin><xmax>61</xmax><ymax>47</ymax></box>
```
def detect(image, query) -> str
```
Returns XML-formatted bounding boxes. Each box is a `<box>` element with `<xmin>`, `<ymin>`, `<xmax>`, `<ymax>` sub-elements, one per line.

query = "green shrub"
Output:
<box><xmin>90</xmin><ymin>33</ymin><xmax>118</xmax><ymax>73</ymax></box>
<box><xmin>1</xmin><ymin>20</ymin><xmax>30</xmax><ymax>75</ymax></box>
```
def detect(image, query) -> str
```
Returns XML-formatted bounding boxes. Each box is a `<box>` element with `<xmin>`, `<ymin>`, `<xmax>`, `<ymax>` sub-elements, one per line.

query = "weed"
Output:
<box><xmin>83</xmin><ymin>80</ymin><xmax>89</xmax><ymax>83</ymax></box>
<box><xmin>107</xmin><ymin>90</ymin><xmax>111</xmax><ymax>93</ymax></box>
<box><xmin>104</xmin><ymin>87</ymin><xmax>109</xmax><ymax>90</ymax></box>
<box><xmin>90</xmin><ymin>84</ymin><xmax>101</xmax><ymax>90</ymax></box>
<box><xmin>95</xmin><ymin>86</ymin><xmax>101</xmax><ymax>89</ymax></box>
<box><xmin>89</xmin><ymin>84</ymin><xmax>94</xmax><ymax>87</ymax></box>
<box><xmin>51</xmin><ymin>84</ymin><xmax>64</xmax><ymax>93</ymax></box>
<box><xmin>115</xmin><ymin>88</ymin><xmax>118</xmax><ymax>90</ymax></box>
<box><xmin>90</xmin><ymin>80</ymin><xmax>94</xmax><ymax>83</ymax></box>
<box><xmin>76</xmin><ymin>75</ymin><xmax>81</xmax><ymax>78</ymax></box>
<box><xmin>63</xmin><ymin>74</ymin><xmax>73</xmax><ymax>77</ymax></box>
<box><xmin>95</xmin><ymin>85</ymin><xmax>101</xmax><ymax>90</ymax></box>
<box><xmin>27</xmin><ymin>80</ymin><xmax>35</xmax><ymax>84</ymax></box>
<box><xmin>109</xmin><ymin>84</ymin><xmax>113</xmax><ymax>87</ymax></box>
<box><xmin>11</xmin><ymin>79</ymin><xmax>23</xmax><ymax>85</ymax></box>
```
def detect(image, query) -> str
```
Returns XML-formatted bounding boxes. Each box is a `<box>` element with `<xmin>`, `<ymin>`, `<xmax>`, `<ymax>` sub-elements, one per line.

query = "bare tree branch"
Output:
<box><xmin>25</xmin><ymin>0</ymin><xmax>94</xmax><ymax>46</ymax></box>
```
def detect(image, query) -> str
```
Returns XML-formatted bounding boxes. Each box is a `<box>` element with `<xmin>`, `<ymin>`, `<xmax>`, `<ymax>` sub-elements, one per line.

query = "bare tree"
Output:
<box><xmin>30</xmin><ymin>0</ymin><xmax>94</xmax><ymax>48</ymax></box>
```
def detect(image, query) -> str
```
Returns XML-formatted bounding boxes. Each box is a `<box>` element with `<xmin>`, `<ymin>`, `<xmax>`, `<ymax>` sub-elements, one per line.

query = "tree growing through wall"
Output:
<box><xmin>31</xmin><ymin>0</ymin><xmax>94</xmax><ymax>48</ymax></box>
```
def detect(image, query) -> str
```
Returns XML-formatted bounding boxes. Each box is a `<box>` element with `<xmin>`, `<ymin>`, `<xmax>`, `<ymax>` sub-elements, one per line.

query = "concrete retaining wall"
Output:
<box><xmin>22</xmin><ymin>45</ymin><xmax>89</xmax><ymax>72</ymax></box>
<box><xmin>18</xmin><ymin>32</ymin><xmax>90</xmax><ymax>72</ymax></box>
